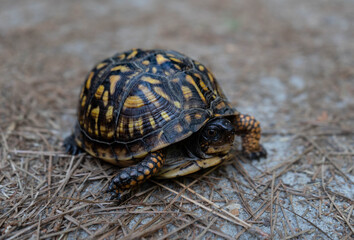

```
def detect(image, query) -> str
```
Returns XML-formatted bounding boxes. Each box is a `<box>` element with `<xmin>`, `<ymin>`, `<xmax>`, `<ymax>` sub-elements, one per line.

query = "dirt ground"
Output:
<box><xmin>0</xmin><ymin>0</ymin><xmax>353</xmax><ymax>239</ymax></box>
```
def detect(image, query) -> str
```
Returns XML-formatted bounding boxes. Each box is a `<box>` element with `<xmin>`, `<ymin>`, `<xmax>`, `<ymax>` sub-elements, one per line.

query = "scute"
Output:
<box><xmin>76</xmin><ymin>49</ymin><xmax>238</xmax><ymax>162</ymax></box>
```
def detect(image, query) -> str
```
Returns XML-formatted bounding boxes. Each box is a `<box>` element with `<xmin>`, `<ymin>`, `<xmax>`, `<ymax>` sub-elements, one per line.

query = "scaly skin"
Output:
<box><xmin>234</xmin><ymin>114</ymin><xmax>267</xmax><ymax>159</ymax></box>
<box><xmin>106</xmin><ymin>150</ymin><xmax>166</xmax><ymax>200</ymax></box>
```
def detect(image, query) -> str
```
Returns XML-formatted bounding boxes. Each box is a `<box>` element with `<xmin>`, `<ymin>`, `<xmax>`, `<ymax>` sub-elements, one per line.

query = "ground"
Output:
<box><xmin>0</xmin><ymin>0</ymin><xmax>353</xmax><ymax>239</ymax></box>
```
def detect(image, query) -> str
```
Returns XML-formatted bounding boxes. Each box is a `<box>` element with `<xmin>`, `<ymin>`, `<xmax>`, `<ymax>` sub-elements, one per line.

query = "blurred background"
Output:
<box><xmin>0</xmin><ymin>0</ymin><xmax>353</xmax><ymax>239</ymax></box>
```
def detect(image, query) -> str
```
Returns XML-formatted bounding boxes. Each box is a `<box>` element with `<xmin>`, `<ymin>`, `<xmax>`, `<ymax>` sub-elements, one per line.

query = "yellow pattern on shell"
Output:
<box><xmin>81</xmin><ymin>96</ymin><xmax>86</xmax><ymax>107</ymax></box>
<box><xmin>126</xmin><ymin>71</ymin><xmax>140</xmax><ymax>80</ymax></box>
<box><xmin>149</xmin><ymin>116</ymin><xmax>156</xmax><ymax>129</ymax></box>
<box><xmin>91</xmin><ymin>106</ymin><xmax>100</xmax><ymax>135</ymax></box>
<box><xmin>100</xmin><ymin>125</ymin><xmax>106</xmax><ymax>133</ymax></box>
<box><xmin>193</xmin><ymin>73</ymin><xmax>201</xmax><ymax>79</ymax></box>
<box><xmin>216</xmin><ymin>101</ymin><xmax>226</xmax><ymax>110</ymax></box>
<box><xmin>195</xmin><ymin>113</ymin><xmax>202</xmax><ymax>119</ymax></box>
<box><xmin>199</xmin><ymin>79</ymin><xmax>209</xmax><ymax>91</ymax></box>
<box><xmin>86</xmin><ymin>72</ymin><xmax>94</xmax><ymax>89</ymax></box>
<box><xmin>127</xmin><ymin>49</ymin><xmax>138</xmax><ymax>59</ymax></box>
<box><xmin>161</xmin><ymin>111</ymin><xmax>171</xmax><ymax>121</ymax></box>
<box><xmin>106</xmin><ymin>106</ymin><xmax>113</xmax><ymax>122</ymax></box>
<box><xmin>142</xmin><ymin>76</ymin><xmax>161</xmax><ymax>84</ymax></box>
<box><xmin>186</xmin><ymin>75</ymin><xmax>206</xmax><ymax>103</ymax></box>
<box><xmin>139</xmin><ymin>84</ymin><xmax>160</xmax><ymax>107</ymax></box>
<box><xmin>174</xmin><ymin>124</ymin><xmax>183</xmax><ymax>133</ymax></box>
<box><xmin>111</xmin><ymin>65</ymin><xmax>130</xmax><ymax>72</ymax></box>
<box><xmin>198</xmin><ymin>65</ymin><xmax>205</xmax><ymax>71</ymax></box>
<box><xmin>118</xmin><ymin>119</ymin><xmax>124</xmax><ymax>137</ymax></box>
<box><xmin>86</xmin><ymin>104</ymin><xmax>91</xmax><ymax>117</ymax></box>
<box><xmin>109</xmin><ymin>75</ymin><xmax>120</xmax><ymax>95</ymax></box>
<box><xmin>157</xmin><ymin>131</ymin><xmax>164</xmax><ymax>140</ymax></box>
<box><xmin>174</xmin><ymin>101</ymin><xmax>181</xmax><ymax>108</ymax></box>
<box><xmin>91</xmin><ymin>106</ymin><xmax>100</xmax><ymax>118</ymax></box>
<box><xmin>181</xmin><ymin>86</ymin><xmax>193</xmax><ymax>100</ymax></box>
<box><xmin>135</xmin><ymin>117</ymin><xmax>144</xmax><ymax>135</ymax></box>
<box><xmin>207</xmin><ymin>72</ymin><xmax>214</xmax><ymax>83</ymax></box>
<box><xmin>96</xmin><ymin>62</ymin><xmax>108</xmax><ymax>69</ymax></box>
<box><xmin>95</xmin><ymin>85</ymin><xmax>105</xmax><ymax>99</ymax></box>
<box><xmin>156</xmin><ymin>54</ymin><xmax>169</xmax><ymax>65</ymax></box>
<box><xmin>124</xmin><ymin>95</ymin><xmax>145</xmax><ymax>108</ymax></box>
<box><xmin>107</xmin><ymin>131</ymin><xmax>114</xmax><ymax>138</ymax></box>
<box><xmin>118</xmin><ymin>54</ymin><xmax>125</xmax><ymax>60</ymax></box>
<box><xmin>185</xmin><ymin>114</ymin><xmax>191</xmax><ymax>124</ymax></box>
<box><xmin>154</xmin><ymin>86</ymin><xmax>171</xmax><ymax>101</ymax></box>
<box><xmin>102</xmin><ymin>91</ymin><xmax>109</xmax><ymax>106</ymax></box>
<box><xmin>170</xmin><ymin>57</ymin><xmax>182</xmax><ymax>63</ymax></box>
<box><xmin>128</xmin><ymin>118</ymin><xmax>134</xmax><ymax>137</ymax></box>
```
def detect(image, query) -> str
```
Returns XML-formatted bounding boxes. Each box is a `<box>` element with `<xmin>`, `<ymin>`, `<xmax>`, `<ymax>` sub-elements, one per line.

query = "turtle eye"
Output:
<box><xmin>207</xmin><ymin>129</ymin><xmax>217</xmax><ymax>137</ymax></box>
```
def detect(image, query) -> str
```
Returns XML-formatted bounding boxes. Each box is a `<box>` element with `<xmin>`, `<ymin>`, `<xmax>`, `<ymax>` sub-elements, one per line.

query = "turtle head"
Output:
<box><xmin>187</xmin><ymin>118</ymin><xmax>235</xmax><ymax>158</ymax></box>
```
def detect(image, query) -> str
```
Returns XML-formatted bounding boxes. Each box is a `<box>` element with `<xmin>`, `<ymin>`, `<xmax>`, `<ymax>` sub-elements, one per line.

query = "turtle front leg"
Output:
<box><xmin>234</xmin><ymin>114</ymin><xmax>267</xmax><ymax>159</ymax></box>
<box><xmin>63</xmin><ymin>134</ymin><xmax>84</xmax><ymax>155</ymax></box>
<box><xmin>107</xmin><ymin>150</ymin><xmax>166</xmax><ymax>200</ymax></box>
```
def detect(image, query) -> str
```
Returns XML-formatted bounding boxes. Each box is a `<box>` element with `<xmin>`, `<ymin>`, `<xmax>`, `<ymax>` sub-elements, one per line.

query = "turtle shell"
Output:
<box><xmin>75</xmin><ymin>49</ymin><xmax>237</xmax><ymax>165</ymax></box>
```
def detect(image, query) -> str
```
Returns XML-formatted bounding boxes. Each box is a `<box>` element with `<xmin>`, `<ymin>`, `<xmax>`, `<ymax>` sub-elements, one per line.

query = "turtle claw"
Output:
<box><xmin>243</xmin><ymin>145</ymin><xmax>267</xmax><ymax>160</ymax></box>
<box><xmin>106</xmin><ymin>181</ymin><xmax>122</xmax><ymax>201</ymax></box>
<box><xmin>109</xmin><ymin>192</ymin><xmax>121</xmax><ymax>201</ymax></box>
<box><xmin>63</xmin><ymin>135</ymin><xmax>83</xmax><ymax>155</ymax></box>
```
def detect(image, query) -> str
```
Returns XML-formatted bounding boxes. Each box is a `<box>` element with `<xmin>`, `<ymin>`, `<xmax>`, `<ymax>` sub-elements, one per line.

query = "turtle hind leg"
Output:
<box><xmin>63</xmin><ymin>134</ymin><xmax>84</xmax><ymax>155</ymax></box>
<box><xmin>234</xmin><ymin>114</ymin><xmax>267</xmax><ymax>159</ymax></box>
<box><xmin>107</xmin><ymin>150</ymin><xmax>166</xmax><ymax>200</ymax></box>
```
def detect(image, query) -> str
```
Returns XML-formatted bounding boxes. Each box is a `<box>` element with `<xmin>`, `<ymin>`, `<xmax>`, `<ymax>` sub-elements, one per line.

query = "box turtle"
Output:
<box><xmin>64</xmin><ymin>48</ymin><xmax>267</xmax><ymax>199</ymax></box>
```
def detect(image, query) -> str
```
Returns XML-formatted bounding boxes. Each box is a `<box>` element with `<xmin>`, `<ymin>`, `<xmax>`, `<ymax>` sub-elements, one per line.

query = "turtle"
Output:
<box><xmin>64</xmin><ymin>48</ymin><xmax>267</xmax><ymax>199</ymax></box>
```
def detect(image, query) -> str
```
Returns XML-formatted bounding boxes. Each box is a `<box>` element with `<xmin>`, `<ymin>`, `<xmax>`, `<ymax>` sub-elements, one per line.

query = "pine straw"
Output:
<box><xmin>1</xmin><ymin>114</ymin><xmax>353</xmax><ymax>239</ymax></box>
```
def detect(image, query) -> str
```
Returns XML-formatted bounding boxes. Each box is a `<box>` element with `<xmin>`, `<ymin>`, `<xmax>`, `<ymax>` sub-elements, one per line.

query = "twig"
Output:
<box><xmin>194</xmin><ymin>217</ymin><xmax>217</xmax><ymax>240</ymax></box>
<box><xmin>152</xmin><ymin>179</ymin><xmax>270</xmax><ymax>238</ymax></box>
